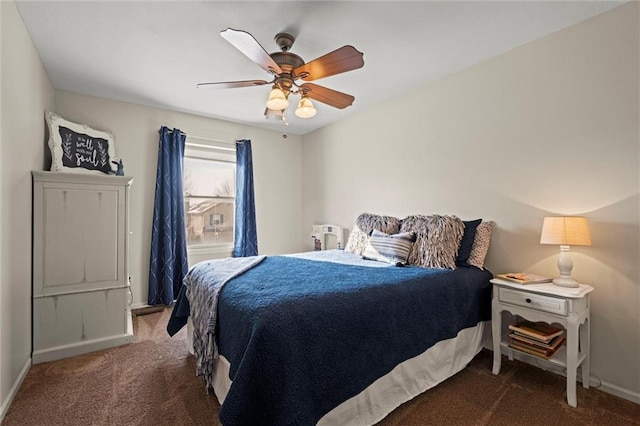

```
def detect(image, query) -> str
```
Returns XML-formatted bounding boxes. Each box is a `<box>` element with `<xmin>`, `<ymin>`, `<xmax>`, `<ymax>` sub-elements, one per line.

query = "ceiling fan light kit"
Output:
<box><xmin>199</xmin><ymin>28</ymin><xmax>364</xmax><ymax>123</ymax></box>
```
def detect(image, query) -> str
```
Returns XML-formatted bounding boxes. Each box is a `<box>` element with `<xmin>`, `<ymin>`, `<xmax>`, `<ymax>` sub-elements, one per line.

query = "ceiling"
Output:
<box><xmin>15</xmin><ymin>1</ymin><xmax>622</xmax><ymax>135</ymax></box>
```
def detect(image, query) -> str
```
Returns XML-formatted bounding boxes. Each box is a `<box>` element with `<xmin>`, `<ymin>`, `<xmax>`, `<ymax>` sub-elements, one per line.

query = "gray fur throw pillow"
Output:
<box><xmin>400</xmin><ymin>215</ymin><xmax>464</xmax><ymax>269</ymax></box>
<box><xmin>344</xmin><ymin>213</ymin><xmax>402</xmax><ymax>255</ymax></box>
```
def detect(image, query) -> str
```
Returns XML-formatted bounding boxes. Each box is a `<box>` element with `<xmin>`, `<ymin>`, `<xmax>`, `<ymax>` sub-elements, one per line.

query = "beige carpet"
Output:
<box><xmin>3</xmin><ymin>308</ymin><xmax>639</xmax><ymax>425</ymax></box>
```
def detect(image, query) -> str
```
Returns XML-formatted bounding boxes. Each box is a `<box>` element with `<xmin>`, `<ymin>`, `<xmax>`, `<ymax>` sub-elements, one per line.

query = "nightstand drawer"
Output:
<box><xmin>499</xmin><ymin>288</ymin><xmax>568</xmax><ymax>316</ymax></box>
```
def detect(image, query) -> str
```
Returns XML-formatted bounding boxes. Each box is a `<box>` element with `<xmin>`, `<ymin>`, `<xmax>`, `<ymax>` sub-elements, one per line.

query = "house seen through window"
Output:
<box><xmin>183</xmin><ymin>139</ymin><xmax>236</xmax><ymax>248</ymax></box>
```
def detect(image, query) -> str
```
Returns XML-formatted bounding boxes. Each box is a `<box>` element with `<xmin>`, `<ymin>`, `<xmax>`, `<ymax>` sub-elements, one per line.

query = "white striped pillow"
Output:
<box><xmin>362</xmin><ymin>230</ymin><xmax>416</xmax><ymax>266</ymax></box>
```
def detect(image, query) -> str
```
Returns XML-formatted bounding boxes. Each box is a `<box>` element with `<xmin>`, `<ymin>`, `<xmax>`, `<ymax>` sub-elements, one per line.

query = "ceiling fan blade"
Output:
<box><xmin>300</xmin><ymin>83</ymin><xmax>355</xmax><ymax>109</ymax></box>
<box><xmin>220</xmin><ymin>28</ymin><xmax>283</xmax><ymax>75</ymax></box>
<box><xmin>197</xmin><ymin>80</ymin><xmax>269</xmax><ymax>89</ymax></box>
<box><xmin>295</xmin><ymin>46</ymin><xmax>364</xmax><ymax>81</ymax></box>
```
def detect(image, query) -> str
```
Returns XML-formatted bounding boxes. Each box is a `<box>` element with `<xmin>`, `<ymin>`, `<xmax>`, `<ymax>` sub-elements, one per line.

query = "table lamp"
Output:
<box><xmin>540</xmin><ymin>216</ymin><xmax>591</xmax><ymax>287</ymax></box>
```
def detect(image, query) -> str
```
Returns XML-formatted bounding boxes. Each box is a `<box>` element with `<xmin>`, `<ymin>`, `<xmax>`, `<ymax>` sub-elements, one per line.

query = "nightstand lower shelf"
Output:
<box><xmin>499</xmin><ymin>341</ymin><xmax>587</xmax><ymax>369</ymax></box>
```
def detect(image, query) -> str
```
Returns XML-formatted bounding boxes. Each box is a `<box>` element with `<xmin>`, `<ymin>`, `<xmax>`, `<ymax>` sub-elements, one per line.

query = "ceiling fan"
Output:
<box><xmin>198</xmin><ymin>28</ymin><xmax>364</xmax><ymax>120</ymax></box>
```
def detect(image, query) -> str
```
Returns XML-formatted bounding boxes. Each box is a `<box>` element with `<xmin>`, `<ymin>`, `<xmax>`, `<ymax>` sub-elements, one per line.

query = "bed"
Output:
<box><xmin>168</xmin><ymin>244</ymin><xmax>493</xmax><ymax>425</ymax></box>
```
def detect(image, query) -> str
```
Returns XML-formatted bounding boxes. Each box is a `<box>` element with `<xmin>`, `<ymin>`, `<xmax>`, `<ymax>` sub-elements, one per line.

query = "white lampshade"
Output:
<box><xmin>266</xmin><ymin>87</ymin><xmax>289</xmax><ymax>110</ymax></box>
<box><xmin>295</xmin><ymin>97</ymin><xmax>317</xmax><ymax>118</ymax></box>
<box><xmin>540</xmin><ymin>216</ymin><xmax>591</xmax><ymax>288</ymax></box>
<box><xmin>540</xmin><ymin>216</ymin><xmax>591</xmax><ymax>246</ymax></box>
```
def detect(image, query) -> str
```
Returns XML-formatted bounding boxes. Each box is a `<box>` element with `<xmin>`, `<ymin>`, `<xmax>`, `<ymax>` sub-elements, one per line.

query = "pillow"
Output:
<box><xmin>467</xmin><ymin>221</ymin><xmax>494</xmax><ymax>270</ymax></box>
<box><xmin>455</xmin><ymin>219</ymin><xmax>482</xmax><ymax>266</ymax></box>
<box><xmin>344</xmin><ymin>224</ymin><xmax>369</xmax><ymax>255</ymax></box>
<box><xmin>362</xmin><ymin>230</ymin><xmax>416</xmax><ymax>266</ymax></box>
<box><xmin>400</xmin><ymin>215</ymin><xmax>464</xmax><ymax>269</ymax></box>
<box><xmin>344</xmin><ymin>213</ymin><xmax>402</xmax><ymax>255</ymax></box>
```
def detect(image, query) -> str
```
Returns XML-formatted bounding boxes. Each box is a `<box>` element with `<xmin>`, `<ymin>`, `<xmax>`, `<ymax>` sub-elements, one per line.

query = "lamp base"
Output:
<box><xmin>552</xmin><ymin>277</ymin><xmax>580</xmax><ymax>288</ymax></box>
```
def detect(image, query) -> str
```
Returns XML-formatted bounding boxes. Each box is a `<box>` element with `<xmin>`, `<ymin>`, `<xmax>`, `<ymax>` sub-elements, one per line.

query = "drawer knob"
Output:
<box><xmin>526</xmin><ymin>298</ymin><xmax>532</xmax><ymax>303</ymax></box>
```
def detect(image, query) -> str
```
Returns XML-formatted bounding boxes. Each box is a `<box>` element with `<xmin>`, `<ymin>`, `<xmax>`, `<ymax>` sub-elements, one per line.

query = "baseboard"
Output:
<box><xmin>132</xmin><ymin>306</ymin><xmax>164</xmax><ymax>316</ymax></box>
<box><xmin>598</xmin><ymin>380</ymin><xmax>640</xmax><ymax>405</ymax></box>
<box><xmin>32</xmin><ymin>331</ymin><xmax>134</xmax><ymax>364</ymax></box>
<box><xmin>130</xmin><ymin>302</ymin><xmax>151</xmax><ymax>310</ymax></box>
<box><xmin>131</xmin><ymin>302</ymin><xmax>175</xmax><ymax>312</ymax></box>
<box><xmin>0</xmin><ymin>357</ymin><xmax>31</xmax><ymax>422</ymax></box>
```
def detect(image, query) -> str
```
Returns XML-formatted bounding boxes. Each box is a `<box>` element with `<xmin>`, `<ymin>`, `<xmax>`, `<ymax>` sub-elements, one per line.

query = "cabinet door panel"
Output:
<box><xmin>33</xmin><ymin>288</ymin><xmax>128</xmax><ymax>350</ymax></box>
<box><xmin>42</xmin><ymin>187</ymin><xmax>120</xmax><ymax>290</ymax></box>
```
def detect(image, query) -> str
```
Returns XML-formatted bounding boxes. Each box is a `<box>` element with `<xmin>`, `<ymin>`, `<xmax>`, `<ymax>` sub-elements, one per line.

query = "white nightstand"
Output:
<box><xmin>491</xmin><ymin>278</ymin><xmax>594</xmax><ymax>407</ymax></box>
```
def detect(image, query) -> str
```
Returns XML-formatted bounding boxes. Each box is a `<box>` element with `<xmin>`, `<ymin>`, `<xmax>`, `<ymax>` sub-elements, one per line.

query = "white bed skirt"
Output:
<box><xmin>188</xmin><ymin>319</ymin><xmax>488</xmax><ymax>425</ymax></box>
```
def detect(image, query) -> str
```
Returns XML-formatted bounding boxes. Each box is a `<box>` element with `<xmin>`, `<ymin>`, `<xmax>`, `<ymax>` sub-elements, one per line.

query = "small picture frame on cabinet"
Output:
<box><xmin>46</xmin><ymin>111</ymin><xmax>117</xmax><ymax>174</ymax></box>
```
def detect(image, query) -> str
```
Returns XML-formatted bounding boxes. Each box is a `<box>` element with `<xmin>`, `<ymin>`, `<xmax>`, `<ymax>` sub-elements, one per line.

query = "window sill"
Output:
<box><xmin>187</xmin><ymin>244</ymin><xmax>233</xmax><ymax>263</ymax></box>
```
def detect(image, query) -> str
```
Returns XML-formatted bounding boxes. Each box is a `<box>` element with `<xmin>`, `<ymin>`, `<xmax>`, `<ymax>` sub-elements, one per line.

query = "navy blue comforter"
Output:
<box><xmin>167</xmin><ymin>251</ymin><xmax>492</xmax><ymax>424</ymax></box>
<box><xmin>197</xmin><ymin>253</ymin><xmax>493</xmax><ymax>425</ymax></box>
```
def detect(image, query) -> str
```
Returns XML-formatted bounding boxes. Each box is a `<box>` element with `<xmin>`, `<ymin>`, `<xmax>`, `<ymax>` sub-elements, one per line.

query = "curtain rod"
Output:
<box><xmin>188</xmin><ymin>134</ymin><xmax>235</xmax><ymax>145</ymax></box>
<box><xmin>164</xmin><ymin>128</ymin><xmax>186</xmax><ymax>136</ymax></box>
<box><xmin>163</xmin><ymin>128</ymin><xmax>236</xmax><ymax>145</ymax></box>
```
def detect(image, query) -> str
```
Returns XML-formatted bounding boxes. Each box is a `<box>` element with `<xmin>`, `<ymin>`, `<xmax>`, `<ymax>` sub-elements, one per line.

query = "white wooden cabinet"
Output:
<box><xmin>32</xmin><ymin>171</ymin><xmax>134</xmax><ymax>363</ymax></box>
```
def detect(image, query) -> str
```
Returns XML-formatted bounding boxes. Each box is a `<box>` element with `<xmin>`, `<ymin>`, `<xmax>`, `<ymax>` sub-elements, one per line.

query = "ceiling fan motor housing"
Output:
<box><xmin>270</xmin><ymin>32</ymin><xmax>308</xmax><ymax>94</ymax></box>
<box><xmin>270</xmin><ymin>51</ymin><xmax>305</xmax><ymax>72</ymax></box>
<box><xmin>270</xmin><ymin>50</ymin><xmax>305</xmax><ymax>93</ymax></box>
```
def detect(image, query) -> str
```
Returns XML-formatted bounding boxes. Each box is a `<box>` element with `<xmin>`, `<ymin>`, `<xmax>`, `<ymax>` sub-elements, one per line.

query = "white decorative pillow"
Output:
<box><xmin>362</xmin><ymin>230</ymin><xmax>416</xmax><ymax>266</ymax></box>
<box><xmin>468</xmin><ymin>221</ymin><xmax>494</xmax><ymax>270</ymax></box>
<box><xmin>344</xmin><ymin>213</ymin><xmax>402</xmax><ymax>256</ymax></box>
<box><xmin>400</xmin><ymin>215</ymin><xmax>464</xmax><ymax>269</ymax></box>
<box><xmin>344</xmin><ymin>224</ymin><xmax>369</xmax><ymax>255</ymax></box>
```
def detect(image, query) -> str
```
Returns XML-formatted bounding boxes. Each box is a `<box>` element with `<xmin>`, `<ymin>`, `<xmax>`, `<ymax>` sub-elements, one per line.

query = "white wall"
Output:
<box><xmin>54</xmin><ymin>91</ymin><xmax>303</xmax><ymax>307</ymax></box>
<box><xmin>301</xmin><ymin>3</ymin><xmax>639</xmax><ymax>401</ymax></box>
<box><xmin>0</xmin><ymin>0</ymin><xmax>55</xmax><ymax>418</ymax></box>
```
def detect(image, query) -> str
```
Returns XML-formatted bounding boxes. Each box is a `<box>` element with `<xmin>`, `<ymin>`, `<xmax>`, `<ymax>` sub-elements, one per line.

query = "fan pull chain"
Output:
<box><xmin>282</xmin><ymin>116</ymin><xmax>289</xmax><ymax>139</ymax></box>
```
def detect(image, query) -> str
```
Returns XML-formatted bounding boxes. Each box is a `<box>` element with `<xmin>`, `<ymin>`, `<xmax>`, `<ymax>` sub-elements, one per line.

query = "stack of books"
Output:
<box><xmin>508</xmin><ymin>320</ymin><xmax>565</xmax><ymax>359</ymax></box>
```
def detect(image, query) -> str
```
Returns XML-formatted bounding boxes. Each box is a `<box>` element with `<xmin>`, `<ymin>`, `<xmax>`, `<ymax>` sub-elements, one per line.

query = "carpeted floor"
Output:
<box><xmin>2</xmin><ymin>308</ymin><xmax>639</xmax><ymax>425</ymax></box>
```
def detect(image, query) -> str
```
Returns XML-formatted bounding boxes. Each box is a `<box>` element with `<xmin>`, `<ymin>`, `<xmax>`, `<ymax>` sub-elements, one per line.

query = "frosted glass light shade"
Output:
<box><xmin>540</xmin><ymin>216</ymin><xmax>591</xmax><ymax>246</ymax></box>
<box><xmin>295</xmin><ymin>97</ymin><xmax>317</xmax><ymax>118</ymax></box>
<box><xmin>266</xmin><ymin>87</ymin><xmax>289</xmax><ymax>110</ymax></box>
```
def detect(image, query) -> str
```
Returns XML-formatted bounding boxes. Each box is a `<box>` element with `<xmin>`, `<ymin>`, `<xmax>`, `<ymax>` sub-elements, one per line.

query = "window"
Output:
<box><xmin>183</xmin><ymin>139</ymin><xmax>236</xmax><ymax>248</ymax></box>
<box><xmin>210</xmin><ymin>214</ymin><xmax>223</xmax><ymax>226</ymax></box>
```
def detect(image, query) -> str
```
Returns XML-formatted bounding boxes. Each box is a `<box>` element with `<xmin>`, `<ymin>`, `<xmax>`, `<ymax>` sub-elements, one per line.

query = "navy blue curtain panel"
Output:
<box><xmin>233</xmin><ymin>140</ymin><xmax>258</xmax><ymax>257</ymax></box>
<box><xmin>148</xmin><ymin>127</ymin><xmax>189</xmax><ymax>305</ymax></box>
